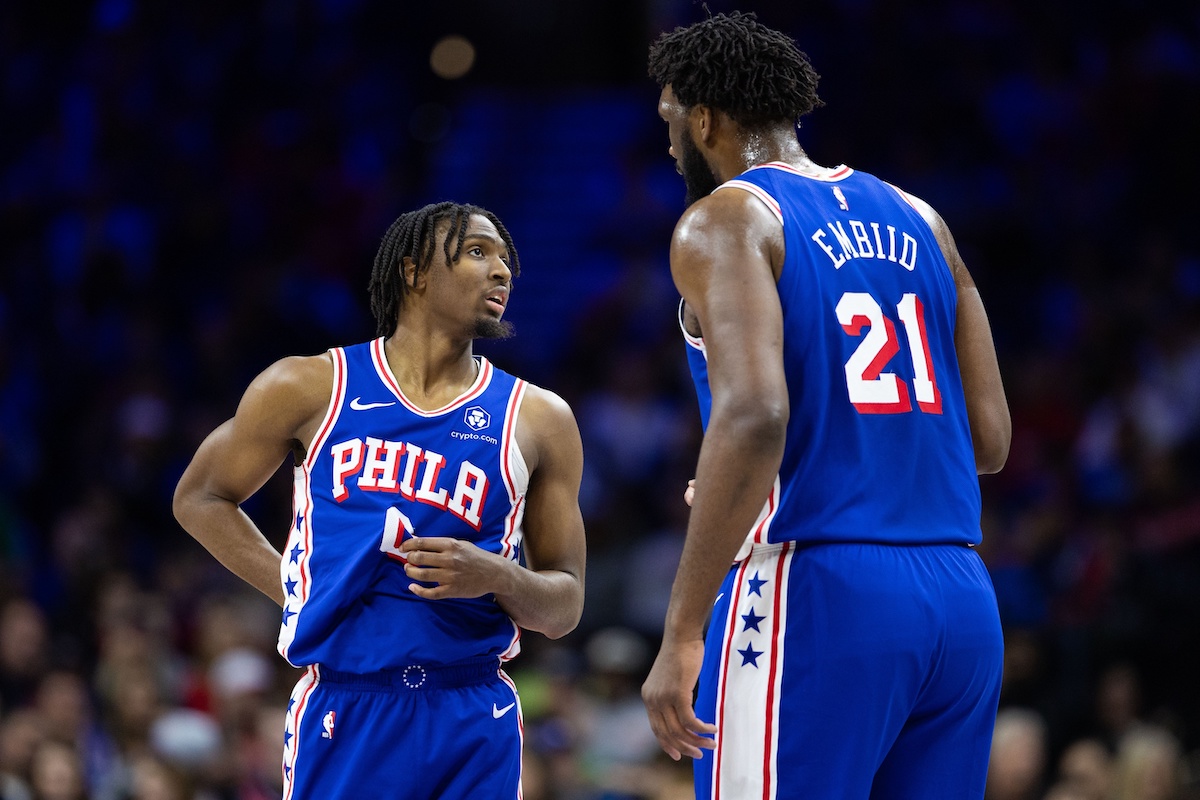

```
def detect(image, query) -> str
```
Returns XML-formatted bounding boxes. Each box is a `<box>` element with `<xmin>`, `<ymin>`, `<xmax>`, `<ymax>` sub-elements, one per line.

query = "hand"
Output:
<box><xmin>641</xmin><ymin>638</ymin><xmax>717</xmax><ymax>760</ymax></box>
<box><xmin>400</xmin><ymin>537</ymin><xmax>506</xmax><ymax>599</ymax></box>
<box><xmin>684</xmin><ymin>479</ymin><xmax>695</xmax><ymax>507</ymax></box>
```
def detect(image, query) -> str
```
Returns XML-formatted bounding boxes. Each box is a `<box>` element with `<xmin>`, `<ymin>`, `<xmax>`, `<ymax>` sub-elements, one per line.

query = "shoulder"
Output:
<box><xmin>886</xmin><ymin>184</ymin><xmax>971</xmax><ymax>285</ymax></box>
<box><xmin>248</xmin><ymin>353</ymin><xmax>332</xmax><ymax>399</ymax></box>
<box><xmin>671</xmin><ymin>186</ymin><xmax>784</xmax><ymax>285</ymax></box>
<box><xmin>517</xmin><ymin>383</ymin><xmax>577</xmax><ymax>435</ymax></box>
<box><xmin>513</xmin><ymin>383</ymin><xmax>581</xmax><ymax>475</ymax></box>
<box><xmin>238</xmin><ymin>352</ymin><xmax>334</xmax><ymax>429</ymax></box>
<box><xmin>673</xmin><ymin>185</ymin><xmax>781</xmax><ymax>250</ymax></box>
<box><xmin>883</xmin><ymin>184</ymin><xmax>953</xmax><ymax>246</ymax></box>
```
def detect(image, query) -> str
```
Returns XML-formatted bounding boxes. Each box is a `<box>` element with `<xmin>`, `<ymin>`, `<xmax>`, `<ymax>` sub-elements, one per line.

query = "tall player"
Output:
<box><xmin>641</xmin><ymin>13</ymin><xmax>1010</xmax><ymax>799</ymax></box>
<box><xmin>174</xmin><ymin>202</ymin><xmax>586</xmax><ymax>799</ymax></box>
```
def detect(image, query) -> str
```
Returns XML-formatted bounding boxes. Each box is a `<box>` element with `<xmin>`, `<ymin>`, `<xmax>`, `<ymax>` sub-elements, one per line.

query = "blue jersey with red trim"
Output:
<box><xmin>682</xmin><ymin>162</ymin><xmax>981</xmax><ymax>552</ymax></box>
<box><xmin>277</xmin><ymin>338</ymin><xmax>528</xmax><ymax>671</ymax></box>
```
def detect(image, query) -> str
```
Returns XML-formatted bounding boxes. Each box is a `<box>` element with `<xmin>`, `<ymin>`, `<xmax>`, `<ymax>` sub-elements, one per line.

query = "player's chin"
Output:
<box><xmin>473</xmin><ymin>317</ymin><xmax>514</xmax><ymax>340</ymax></box>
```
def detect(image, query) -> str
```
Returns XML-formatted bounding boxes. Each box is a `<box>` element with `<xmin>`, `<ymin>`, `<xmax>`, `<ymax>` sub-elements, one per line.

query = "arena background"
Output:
<box><xmin>1</xmin><ymin>1</ymin><xmax>1198</xmax><ymax>797</ymax></box>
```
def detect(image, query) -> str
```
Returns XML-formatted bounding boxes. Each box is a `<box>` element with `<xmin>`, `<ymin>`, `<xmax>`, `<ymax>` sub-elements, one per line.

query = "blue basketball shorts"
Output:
<box><xmin>282</xmin><ymin>657</ymin><xmax>523</xmax><ymax>799</ymax></box>
<box><xmin>693</xmin><ymin>541</ymin><xmax>1003</xmax><ymax>800</ymax></box>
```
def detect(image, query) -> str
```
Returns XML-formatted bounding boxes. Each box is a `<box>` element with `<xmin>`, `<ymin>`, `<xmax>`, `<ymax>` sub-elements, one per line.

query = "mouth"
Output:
<box><xmin>485</xmin><ymin>287</ymin><xmax>508</xmax><ymax>314</ymax></box>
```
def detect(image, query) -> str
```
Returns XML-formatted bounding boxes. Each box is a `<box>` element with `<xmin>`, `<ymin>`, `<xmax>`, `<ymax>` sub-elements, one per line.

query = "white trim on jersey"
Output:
<box><xmin>884</xmin><ymin>180</ymin><xmax>919</xmax><ymax>210</ymax></box>
<box><xmin>750</xmin><ymin>161</ymin><xmax>854</xmax><ymax>182</ymax></box>
<box><xmin>678</xmin><ymin>298</ymin><xmax>705</xmax><ymax>352</ymax></box>
<box><xmin>282</xmin><ymin>664</ymin><xmax>321</xmax><ymax>800</ymax></box>
<box><xmin>370</xmin><ymin>337</ymin><xmax>495</xmax><ymax>416</ymax></box>
<box><xmin>280</xmin><ymin>349</ymin><xmax>345</xmax><ymax>662</ymax></box>
<box><xmin>711</xmin><ymin>542</ymin><xmax>793</xmax><ymax>800</ymax></box>
<box><xmin>730</xmin><ymin>475</ymin><xmax>780</xmax><ymax>564</ymax></box>
<box><xmin>716</xmin><ymin>179</ymin><xmax>784</xmax><ymax>226</ymax></box>
<box><xmin>303</xmin><ymin>347</ymin><xmax>347</xmax><ymax>471</ymax></box>
<box><xmin>498</xmin><ymin>379</ymin><xmax>529</xmax><ymax>663</ymax></box>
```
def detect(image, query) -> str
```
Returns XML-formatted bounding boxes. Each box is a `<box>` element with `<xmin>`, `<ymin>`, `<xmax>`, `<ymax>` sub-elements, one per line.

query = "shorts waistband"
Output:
<box><xmin>316</xmin><ymin>657</ymin><xmax>500</xmax><ymax>691</ymax></box>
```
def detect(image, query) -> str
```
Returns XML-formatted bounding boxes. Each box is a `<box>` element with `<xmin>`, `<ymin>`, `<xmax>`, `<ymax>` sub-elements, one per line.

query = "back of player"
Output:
<box><xmin>689</xmin><ymin>163</ymin><xmax>1004</xmax><ymax>799</ymax></box>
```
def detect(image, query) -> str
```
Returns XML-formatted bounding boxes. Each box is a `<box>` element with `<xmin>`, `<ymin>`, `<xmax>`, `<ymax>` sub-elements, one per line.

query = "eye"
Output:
<box><xmin>468</xmin><ymin>246</ymin><xmax>484</xmax><ymax>258</ymax></box>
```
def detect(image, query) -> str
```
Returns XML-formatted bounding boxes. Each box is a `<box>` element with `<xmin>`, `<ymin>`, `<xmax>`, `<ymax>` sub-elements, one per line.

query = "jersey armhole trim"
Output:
<box><xmin>715</xmin><ymin>179</ymin><xmax>784</xmax><ymax>226</ymax></box>
<box><xmin>501</xmin><ymin>379</ymin><xmax>530</xmax><ymax>503</ymax></box>
<box><xmin>885</xmin><ymin>181</ymin><xmax>919</xmax><ymax>211</ymax></box>
<box><xmin>301</xmin><ymin>348</ymin><xmax>346</xmax><ymax>471</ymax></box>
<box><xmin>678</xmin><ymin>298</ymin><xmax>705</xmax><ymax>350</ymax></box>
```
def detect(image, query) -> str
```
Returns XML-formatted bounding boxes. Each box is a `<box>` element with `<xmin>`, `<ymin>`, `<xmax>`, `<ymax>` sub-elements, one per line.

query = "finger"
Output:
<box><xmin>399</xmin><ymin>536</ymin><xmax>452</xmax><ymax>553</ymax></box>
<box><xmin>646</xmin><ymin>708</ymin><xmax>682</xmax><ymax>761</ymax></box>
<box><xmin>676</xmin><ymin>705</ymin><xmax>719</xmax><ymax>737</ymax></box>
<box><xmin>407</xmin><ymin>583</ymin><xmax>446</xmax><ymax>599</ymax></box>
<box><xmin>660</xmin><ymin>704</ymin><xmax>711</xmax><ymax>760</ymax></box>
<box><xmin>404</xmin><ymin>564</ymin><xmax>444</xmax><ymax>582</ymax></box>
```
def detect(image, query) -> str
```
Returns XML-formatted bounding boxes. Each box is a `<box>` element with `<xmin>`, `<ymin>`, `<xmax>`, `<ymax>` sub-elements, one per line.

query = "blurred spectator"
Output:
<box><xmin>577</xmin><ymin>627</ymin><xmax>660</xmax><ymax>798</ymax></box>
<box><xmin>986</xmin><ymin>707</ymin><xmax>1048</xmax><ymax>800</ymax></box>
<box><xmin>0</xmin><ymin>600</ymin><xmax>49</xmax><ymax>711</ymax></box>
<box><xmin>0</xmin><ymin>708</ymin><xmax>44</xmax><ymax>800</ymax></box>
<box><xmin>1111</xmin><ymin>725</ymin><xmax>1186</xmax><ymax>800</ymax></box>
<box><xmin>27</xmin><ymin>740</ymin><xmax>87</xmax><ymax>800</ymax></box>
<box><xmin>1051</xmin><ymin>737</ymin><xmax>1113</xmax><ymax>800</ymax></box>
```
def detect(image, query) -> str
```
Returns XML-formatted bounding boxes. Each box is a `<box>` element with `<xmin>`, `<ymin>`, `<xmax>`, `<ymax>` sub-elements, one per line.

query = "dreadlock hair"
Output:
<box><xmin>367</xmin><ymin>201</ymin><xmax>520</xmax><ymax>337</ymax></box>
<box><xmin>648</xmin><ymin>11</ymin><xmax>824</xmax><ymax>129</ymax></box>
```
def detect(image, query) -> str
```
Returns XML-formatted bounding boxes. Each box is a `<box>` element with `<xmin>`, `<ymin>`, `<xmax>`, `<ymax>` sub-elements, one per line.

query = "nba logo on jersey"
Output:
<box><xmin>322</xmin><ymin>710</ymin><xmax>336</xmax><ymax>739</ymax></box>
<box><xmin>464</xmin><ymin>405</ymin><xmax>491</xmax><ymax>431</ymax></box>
<box><xmin>833</xmin><ymin>186</ymin><xmax>850</xmax><ymax>211</ymax></box>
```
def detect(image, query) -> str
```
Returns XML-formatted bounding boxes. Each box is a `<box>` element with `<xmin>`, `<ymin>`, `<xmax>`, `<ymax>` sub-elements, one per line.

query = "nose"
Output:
<box><xmin>668</xmin><ymin>144</ymin><xmax>676</xmax><ymax>159</ymax></box>
<box><xmin>491</xmin><ymin>257</ymin><xmax>512</xmax><ymax>283</ymax></box>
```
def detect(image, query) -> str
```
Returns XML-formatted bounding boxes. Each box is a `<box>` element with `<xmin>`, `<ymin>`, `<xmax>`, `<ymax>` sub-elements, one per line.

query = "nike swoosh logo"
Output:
<box><xmin>492</xmin><ymin>702</ymin><xmax>515</xmax><ymax>719</ymax></box>
<box><xmin>350</xmin><ymin>397</ymin><xmax>396</xmax><ymax>411</ymax></box>
<box><xmin>714</xmin><ymin>593</ymin><xmax>725</xmax><ymax>606</ymax></box>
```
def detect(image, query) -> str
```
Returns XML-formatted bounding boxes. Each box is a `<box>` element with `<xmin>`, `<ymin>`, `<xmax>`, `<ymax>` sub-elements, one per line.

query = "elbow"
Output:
<box><xmin>171</xmin><ymin>483</ymin><xmax>192</xmax><ymax>530</ymax></box>
<box><xmin>973</xmin><ymin>421</ymin><xmax>1012</xmax><ymax>475</ymax></box>
<box><xmin>540</xmin><ymin>605</ymin><xmax>583</xmax><ymax>641</ymax></box>
<box><xmin>717</xmin><ymin>396</ymin><xmax>789</xmax><ymax>450</ymax></box>
<box><xmin>172</xmin><ymin>478</ymin><xmax>210</xmax><ymax>538</ymax></box>
<box><xmin>975</xmin><ymin>444</ymin><xmax>1009</xmax><ymax>475</ymax></box>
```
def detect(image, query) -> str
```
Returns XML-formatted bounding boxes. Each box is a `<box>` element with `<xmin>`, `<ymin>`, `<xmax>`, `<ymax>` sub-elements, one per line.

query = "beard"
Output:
<box><xmin>679</xmin><ymin>127</ymin><xmax>720</xmax><ymax>207</ymax></box>
<box><xmin>473</xmin><ymin>317</ymin><xmax>514</xmax><ymax>340</ymax></box>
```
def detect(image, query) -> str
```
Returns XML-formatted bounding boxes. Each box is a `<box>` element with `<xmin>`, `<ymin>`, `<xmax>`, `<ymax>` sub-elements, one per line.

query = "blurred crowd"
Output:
<box><xmin>2</xmin><ymin>0</ymin><xmax>1199</xmax><ymax>798</ymax></box>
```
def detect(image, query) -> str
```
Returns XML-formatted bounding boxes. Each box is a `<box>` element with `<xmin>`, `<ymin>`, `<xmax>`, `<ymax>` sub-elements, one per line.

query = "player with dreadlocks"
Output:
<box><xmin>175</xmin><ymin>201</ymin><xmax>586</xmax><ymax>799</ymax></box>
<box><xmin>368</xmin><ymin>201</ymin><xmax>521</xmax><ymax>338</ymax></box>
<box><xmin>641</xmin><ymin>12</ymin><xmax>1009</xmax><ymax>799</ymax></box>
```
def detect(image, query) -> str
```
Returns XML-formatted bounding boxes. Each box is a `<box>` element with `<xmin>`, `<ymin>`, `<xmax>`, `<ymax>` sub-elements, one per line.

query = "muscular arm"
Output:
<box><xmin>643</xmin><ymin>189</ymin><xmax>788</xmax><ymax>759</ymax></box>
<box><xmin>401</xmin><ymin>385</ymin><xmax>586</xmax><ymax>639</ymax></box>
<box><xmin>910</xmin><ymin>195</ymin><xmax>1011</xmax><ymax>474</ymax></box>
<box><xmin>173</xmin><ymin>355</ymin><xmax>332</xmax><ymax>606</ymax></box>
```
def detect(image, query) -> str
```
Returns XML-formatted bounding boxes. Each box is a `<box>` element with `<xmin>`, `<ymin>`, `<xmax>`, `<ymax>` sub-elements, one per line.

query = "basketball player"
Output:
<box><xmin>173</xmin><ymin>202</ymin><xmax>586</xmax><ymax>799</ymax></box>
<box><xmin>641</xmin><ymin>13</ymin><xmax>1011</xmax><ymax>799</ymax></box>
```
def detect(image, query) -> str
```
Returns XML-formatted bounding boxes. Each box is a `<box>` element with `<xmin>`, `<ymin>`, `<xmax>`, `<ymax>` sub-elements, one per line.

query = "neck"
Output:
<box><xmin>716</xmin><ymin>125</ymin><xmax>811</xmax><ymax>183</ymax></box>
<box><xmin>383</xmin><ymin>324</ymin><xmax>478</xmax><ymax>403</ymax></box>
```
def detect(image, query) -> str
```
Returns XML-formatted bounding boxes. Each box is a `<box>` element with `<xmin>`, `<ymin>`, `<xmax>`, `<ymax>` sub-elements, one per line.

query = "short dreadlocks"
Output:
<box><xmin>648</xmin><ymin>11</ymin><xmax>823</xmax><ymax>128</ymax></box>
<box><xmin>367</xmin><ymin>201</ymin><xmax>520</xmax><ymax>337</ymax></box>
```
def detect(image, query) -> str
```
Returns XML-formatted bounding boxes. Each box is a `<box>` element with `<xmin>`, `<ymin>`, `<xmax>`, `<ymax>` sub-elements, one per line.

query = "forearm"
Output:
<box><xmin>493</xmin><ymin>564</ymin><xmax>583</xmax><ymax>639</ymax></box>
<box><xmin>664</xmin><ymin>414</ymin><xmax>785</xmax><ymax>641</ymax></box>
<box><xmin>175</xmin><ymin>496</ymin><xmax>285</xmax><ymax>606</ymax></box>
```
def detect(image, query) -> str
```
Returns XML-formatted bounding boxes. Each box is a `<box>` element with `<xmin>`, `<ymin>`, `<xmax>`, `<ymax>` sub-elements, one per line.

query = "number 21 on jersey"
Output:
<box><xmin>836</xmin><ymin>291</ymin><xmax>943</xmax><ymax>415</ymax></box>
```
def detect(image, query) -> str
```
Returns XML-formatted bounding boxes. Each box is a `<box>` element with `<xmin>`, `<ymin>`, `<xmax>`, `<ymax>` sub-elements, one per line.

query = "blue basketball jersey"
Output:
<box><xmin>682</xmin><ymin>162</ymin><xmax>981</xmax><ymax>552</ymax></box>
<box><xmin>277</xmin><ymin>338</ymin><xmax>528</xmax><ymax>671</ymax></box>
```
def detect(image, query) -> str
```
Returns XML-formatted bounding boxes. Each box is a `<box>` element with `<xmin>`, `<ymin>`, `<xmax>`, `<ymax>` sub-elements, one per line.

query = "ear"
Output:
<box><xmin>691</xmin><ymin>104</ymin><xmax>715</xmax><ymax>146</ymax></box>
<box><xmin>401</xmin><ymin>256</ymin><xmax>426</xmax><ymax>292</ymax></box>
